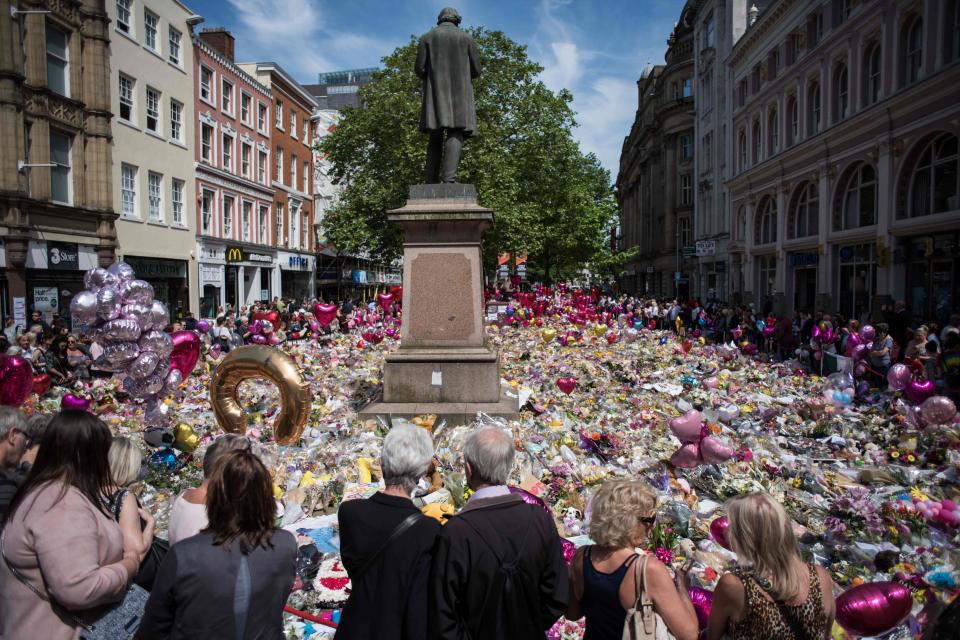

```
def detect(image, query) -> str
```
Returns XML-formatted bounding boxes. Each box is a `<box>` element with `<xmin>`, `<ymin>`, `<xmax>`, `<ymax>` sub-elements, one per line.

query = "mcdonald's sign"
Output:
<box><xmin>226</xmin><ymin>247</ymin><xmax>244</xmax><ymax>263</ymax></box>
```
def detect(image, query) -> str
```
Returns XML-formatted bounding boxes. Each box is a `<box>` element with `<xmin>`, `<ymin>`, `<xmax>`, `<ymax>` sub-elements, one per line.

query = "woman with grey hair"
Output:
<box><xmin>335</xmin><ymin>424</ymin><xmax>440</xmax><ymax>640</ymax></box>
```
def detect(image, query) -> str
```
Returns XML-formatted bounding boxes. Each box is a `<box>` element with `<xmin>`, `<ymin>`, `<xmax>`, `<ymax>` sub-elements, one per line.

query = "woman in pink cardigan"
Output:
<box><xmin>0</xmin><ymin>410</ymin><xmax>150</xmax><ymax>640</ymax></box>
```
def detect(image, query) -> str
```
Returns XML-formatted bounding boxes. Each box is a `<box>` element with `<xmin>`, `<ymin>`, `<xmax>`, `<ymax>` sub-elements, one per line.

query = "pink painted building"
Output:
<box><xmin>192</xmin><ymin>28</ymin><xmax>276</xmax><ymax>316</ymax></box>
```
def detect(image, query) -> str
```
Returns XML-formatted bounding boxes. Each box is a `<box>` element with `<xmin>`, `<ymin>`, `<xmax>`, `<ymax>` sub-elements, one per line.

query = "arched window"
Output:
<box><xmin>900</xmin><ymin>15</ymin><xmax>923</xmax><ymax>87</ymax></box>
<box><xmin>900</xmin><ymin>133</ymin><xmax>960</xmax><ymax>218</ymax></box>
<box><xmin>834</xmin><ymin>163</ymin><xmax>877</xmax><ymax>230</ymax></box>
<box><xmin>767</xmin><ymin>107</ymin><xmax>779</xmax><ymax>155</ymax></box>
<box><xmin>752</xmin><ymin>119</ymin><xmax>762</xmax><ymax>164</ymax></box>
<box><xmin>862</xmin><ymin>42</ymin><xmax>881</xmax><ymax>107</ymax></box>
<box><xmin>738</xmin><ymin>129</ymin><xmax>747</xmax><ymax>171</ymax></box>
<box><xmin>833</xmin><ymin>63</ymin><xmax>849</xmax><ymax>121</ymax></box>
<box><xmin>787</xmin><ymin>181</ymin><xmax>819</xmax><ymax>239</ymax></box>
<box><xmin>807</xmin><ymin>81</ymin><xmax>821</xmax><ymax>134</ymax></box>
<box><xmin>786</xmin><ymin>95</ymin><xmax>798</xmax><ymax>146</ymax></box>
<box><xmin>753</xmin><ymin>196</ymin><xmax>777</xmax><ymax>245</ymax></box>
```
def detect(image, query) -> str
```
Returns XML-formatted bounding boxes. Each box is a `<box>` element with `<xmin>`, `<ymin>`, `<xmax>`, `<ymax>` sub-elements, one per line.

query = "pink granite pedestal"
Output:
<box><xmin>359</xmin><ymin>184</ymin><xmax>519</xmax><ymax>425</ymax></box>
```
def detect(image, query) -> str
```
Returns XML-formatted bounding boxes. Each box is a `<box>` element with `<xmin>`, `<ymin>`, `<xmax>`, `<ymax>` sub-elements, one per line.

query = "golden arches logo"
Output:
<box><xmin>209</xmin><ymin>345</ymin><xmax>312</xmax><ymax>444</ymax></box>
<box><xmin>226</xmin><ymin>248</ymin><xmax>243</xmax><ymax>262</ymax></box>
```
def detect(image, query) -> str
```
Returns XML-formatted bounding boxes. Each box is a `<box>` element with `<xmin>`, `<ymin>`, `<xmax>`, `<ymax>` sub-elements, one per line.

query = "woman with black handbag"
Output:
<box><xmin>0</xmin><ymin>409</ymin><xmax>149</xmax><ymax>640</ymax></box>
<box><xmin>107</xmin><ymin>437</ymin><xmax>166</xmax><ymax>591</ymax></box>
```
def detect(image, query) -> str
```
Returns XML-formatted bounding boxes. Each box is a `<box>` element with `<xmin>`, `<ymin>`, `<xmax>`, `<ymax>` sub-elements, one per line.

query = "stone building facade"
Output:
<box><xmin>727</xmin><ymin>0</ymin><xmax>960</xmax><ymax>322</ymax></box>
<box><xmin>108</xmin><ymin>0</ymin><xmax>198</xmax><ymax>317</ymax></box>
<box><xmin>238</xmin><ymin>61</ymin><xmax>318</xmax><ymax>302</ymax></box>
<box><xmin>0</xmin><ymin>0</ymin><xmax>116</xmax><ymax>329</ymax></box>
<box><xmin>616</xmin><ymin>8</ymin><xmax>697</xmax><ymax>299</ymax></box>
<box><xmin>193</xmin><ymin>29</ymin><xmax>277</xmax><ymax>316</ymax></box>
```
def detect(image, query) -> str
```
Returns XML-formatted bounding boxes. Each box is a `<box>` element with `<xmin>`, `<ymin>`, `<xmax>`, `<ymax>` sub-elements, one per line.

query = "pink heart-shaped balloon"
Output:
<box><xmin>313</xmin><ymin>303</ymin><xmax>338</xmax><ymax>328</ymax></box>
<box><xmin>710</xmin><ymin>516</ymin><xmax>731</xmax><ymax>549</ymax></box>
<box><xmin>169</xmin><ymin>331</ymin><xmax>201</xmax><ymax>376</ymax></box>
<box><xmin>669</xmin><ymin>409</ymin><xmax>703</xmax><ymax>443</ymax></box>
<box><xmin>0</xmin><ymin>355</ymin><xmax>34</xmax><ymax>407</ymax></box>
<box><xmin>209</xmin><ymin>343</ymin><xmax>222</xmax><ymax>359</ymax></box>
<box><xmin>32</xmin><ymin>373</ymin><xmax>52</xmax><ymax>397</ymax></box>
<box><xmin>376</xmin><ymin>293</ymin><xmax>393</xmax><ymax>310</ymax></box>
<box><xmin>252</xmin><ymin>310</ymin><xmax>280</xmax><ymax>327</ymax></box>
<box><xmin>699</xmin><ymin>436</ymin><xmax>736</xmax><ymax>464</ymax></box>
<box><xmin>905</xmin><ymin>378</ymin><xmax>935</xmax><ymax>404</ymax></box>
<box><xmin>61</xmin><ymin>394</ymin><xmax>92</xmax><ymax>411</ymax></box>
<box><xmin>557</xmin><ymin>377</ymin><xmax>577</xmax><ymax>395</ymax></box>
<box><xmin>670</xmin><ymin>443</ymin><xmax>701</xmax><ymax>468</ymax></box>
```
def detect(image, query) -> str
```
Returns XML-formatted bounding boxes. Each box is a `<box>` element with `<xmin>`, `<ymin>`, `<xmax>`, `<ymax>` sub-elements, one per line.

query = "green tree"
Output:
<box><xmin>319</xmin><ymin>28</ymin><xmax>629</xmax><ymax>282</ymax></box>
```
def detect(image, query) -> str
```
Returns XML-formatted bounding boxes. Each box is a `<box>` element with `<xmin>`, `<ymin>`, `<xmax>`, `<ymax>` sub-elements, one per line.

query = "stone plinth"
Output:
<box><xmin>360</xmin><ymin>184</ymin><xmax>518</xmax><ymax>425</ymax></box>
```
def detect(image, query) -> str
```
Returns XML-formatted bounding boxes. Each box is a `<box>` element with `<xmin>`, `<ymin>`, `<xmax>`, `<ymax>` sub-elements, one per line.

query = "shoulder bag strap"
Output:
<box><xmin>350</xmin><ymin>512</ymin><xmax>421</xmax><ymax>584</ymax></box>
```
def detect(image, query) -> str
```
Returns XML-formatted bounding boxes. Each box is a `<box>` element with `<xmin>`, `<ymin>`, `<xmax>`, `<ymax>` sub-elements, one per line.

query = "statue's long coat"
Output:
<box><xmin>415</xmin><ymin>22</ymin><xmax>482</xmax><ymax>136</ymax></box>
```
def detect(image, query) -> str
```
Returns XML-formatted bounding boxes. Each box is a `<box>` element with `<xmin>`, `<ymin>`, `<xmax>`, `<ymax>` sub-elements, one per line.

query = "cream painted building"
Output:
<box><xmin>107</xmin><ymin>0</ymin><xmax>199</xmax><ymax>316</ymax></box>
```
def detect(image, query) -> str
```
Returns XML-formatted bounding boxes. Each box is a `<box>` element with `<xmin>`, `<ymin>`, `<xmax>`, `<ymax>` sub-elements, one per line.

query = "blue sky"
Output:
<box><xmin>186</xmin><ymin>0</ymin><xmax>687</xmax><ymax>176</ymax></box>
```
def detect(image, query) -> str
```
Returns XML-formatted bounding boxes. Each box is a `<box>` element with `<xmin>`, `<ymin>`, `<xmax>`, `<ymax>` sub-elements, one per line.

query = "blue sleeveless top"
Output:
<box><xmin>582</xmin><ymin>547</ymin><xmax>638</xmax><ymax>640</ymax></box>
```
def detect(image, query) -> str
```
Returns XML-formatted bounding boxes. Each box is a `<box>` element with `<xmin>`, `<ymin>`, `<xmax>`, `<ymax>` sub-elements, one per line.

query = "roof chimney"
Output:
<box><xmin>199</xmin><ymin>27</ymin><xmax>235</xmax><ymax>62</ymax></box>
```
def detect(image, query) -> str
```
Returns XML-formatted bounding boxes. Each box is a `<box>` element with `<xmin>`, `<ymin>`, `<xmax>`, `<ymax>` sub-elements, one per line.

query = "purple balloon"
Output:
<box><xmin>836</xmin><ymin>581</ymin><xmax>912</xmax><ymax>637</ymax></box>
<box><xmin>251</xmin><ymin>334</ymin><xmax>267</xmax><ymax>344</ymax></box>
<box><xmin>507</xmin><ymin>486</ymin><xmax>552</xmax><ymax>516</ymax></box>
<box><xmin>164</xmin><ymin>369</ymin><xmax>184</xmax><ymax>397</ymax></box>
<box><xmin>859</xmin><ymin>324</ymin><xmax>876</xmax><ymax>342</ymax></box>
<box><xmin>120</xmin><ymin>279</ymin><xmax>154</xmax><ymax>305</ymax></box>
<box><xmin>123</xmin><ymin>303</ymin><xmax>154</xmax><ymax>331</ymax></box>
<box><xmin>107</xmin><ymin>261</ymin><xmax>136</xmax><ymax>282</ymax></box>
<box><xmin>100</xmin><ymin>318</ymin><xmax>142</xmax><ymax>341</ymax></box>
<box><xmin>921</xmin><ymin>395</ymin><xmax>957</xmax><ymax>425</ymax></box>
<box><xmin>139</xmin><ymin>372</ymin><xmax>165</xmax><ymax>397</ymax></box>
<box><xmin>561</xmin><ymin>538</ymin><xmax>576</xmax><ymax>566</ymax></box>
<box><xmin>688</xmin><ymin>587</ymin><xmax>713</xmax><ymax>631</ymax></box>
<box><xmin>143</xmin><ymin>398</ymin><xmax>172</xmax><ymax>427</ymax></box>
<box><xmin>195</xmin><ymin>320</ymin><xmax>211</xmax><ymax>334</ymax></box>
<box><xmin>70</xmin><ymin>290</ymin><xmax>98</xmax><ymax>323</ymax></box>
<box><xmin>905</xmin><ymin>378</ymin><xmax>935</xmax><ymax>404</ymax></box>
<box><xmin>128</xmin><ymin>351</ymin><xmax>160</xmax><ymax>380</ymax></box>
<box><xmin>83</xmin><ymin>267</ymin><xmax>109</xmax><ymax>291</ymax></box>
<box><xmin>96</xmin><ymin>287</ymin><xmax>122</xmax><ymax>321</ymax></box>
<box><xmin>103</xmin><ymin>341</ymin><xmax>139</xmax><ymax>365</ymax></box>
<box><xmin>887</xmin><ymin>363</ymin><xmax>911</xmax><ymax>391</ymax></box>
<box><xmin>149</xmin><ymin>300</ymin><xmax>170</xmax><ymax>330</ymax></box>
<box><xmin>138</xmin><ymin>330</ymin><xmax>173</xmax><ymax>358</ymax></box>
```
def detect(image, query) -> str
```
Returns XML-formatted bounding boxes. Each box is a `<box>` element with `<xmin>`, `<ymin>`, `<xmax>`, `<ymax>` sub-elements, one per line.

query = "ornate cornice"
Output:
<box><xmin>23</xmin><ymin>88</ymin><xmax>84</xmax><ymax>131</ymax></box>
<box><xmin>728</xmin><ymin>1</ymin><xmax>791</xmax><ymax>68</ymax></box>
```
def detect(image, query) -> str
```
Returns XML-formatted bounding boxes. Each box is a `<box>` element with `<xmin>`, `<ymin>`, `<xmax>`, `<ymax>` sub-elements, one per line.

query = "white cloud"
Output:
<box><xmin>573</xmin><ymin>76</ymin><xmax>637</xmax><ymax>175</ymax></box>
<box><xmin>539</xmin><ymin>41</ymin><xmax>582</xmax><ymax>93</ymax></box>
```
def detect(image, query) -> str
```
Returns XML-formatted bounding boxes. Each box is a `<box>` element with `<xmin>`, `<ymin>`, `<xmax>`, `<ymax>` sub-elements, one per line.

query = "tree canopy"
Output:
<box><xmin>318</xmin><ymin>27</ymin><xmax>631</xmax><ymax>282</ymax></box>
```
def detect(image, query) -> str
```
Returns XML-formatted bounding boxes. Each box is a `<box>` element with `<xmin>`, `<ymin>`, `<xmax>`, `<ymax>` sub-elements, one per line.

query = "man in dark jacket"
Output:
<box><xmin>429</xmin><ymin>426</ymin><xmax>568</xmax><ymax>640</ymax></box>
<box><xmin>415</xmin><ymin>7</ymin><xmax>482</xmax><ymax>183</ymax></box>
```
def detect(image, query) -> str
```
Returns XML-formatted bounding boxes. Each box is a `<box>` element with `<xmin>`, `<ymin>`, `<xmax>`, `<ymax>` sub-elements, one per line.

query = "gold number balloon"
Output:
<box><xmin>209</xmin><ymin>345</ymin><xmax>312</xmax><ymax>445</ymax></box>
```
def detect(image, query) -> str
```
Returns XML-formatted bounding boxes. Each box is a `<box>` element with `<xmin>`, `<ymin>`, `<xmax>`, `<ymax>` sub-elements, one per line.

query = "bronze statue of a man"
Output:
<box><xmin>415</xmin><ymin>7</ymin><xmax>482</xmax><ymax>184</ymax></box>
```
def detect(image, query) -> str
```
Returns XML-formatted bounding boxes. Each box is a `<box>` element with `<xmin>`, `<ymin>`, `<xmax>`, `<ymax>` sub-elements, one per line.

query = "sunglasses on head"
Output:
<box><xmin>639</xmin><ymin>515</ymin><xmax>656</xmax><ymax>525</ymax></box>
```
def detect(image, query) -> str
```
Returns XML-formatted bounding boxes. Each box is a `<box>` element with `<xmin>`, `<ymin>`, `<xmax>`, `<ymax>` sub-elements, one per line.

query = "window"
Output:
<box><xmin>49</xmin><ymin>130</ymin><xmax>71</xmax><ymax>203</ymax></box>
<box><xmin>807</xmin><ymin>81</ymin><xmax>821</xmax><ymax>134</ymax></box>
<box><xmin>946</xmin><ymin>1</ymin><xmax>960</xmax><ymax>64</ymax></box>
<box><xmin>200</xmin><ymin>124</ymin><xmax>213</xmax><ymax>163</ymax></box>
<box><xmin>146</xmin><ymin>87</ymin><xmax>160</xmax><ymax>133</ymax></box>
<box><xmin>901</xmin><ymin>16</ymin><xmax>923</xmax><ymax>86</ymax></box>
<box><xmin>259</xmin><ymin>205</ymin><xmax>269</xmax><ymax>243</ymax></box>
<box><xmin>757</xmin><ymin>255</ymin><xmax>777</xmax><ymax>307</ymax></box>
<box><xmin>171</xmin><ymin>178</ymin><xmax>184</xmax><ymax>225</ymax></box>
<box><xmin>121</xmin><ymin>163</ymin><xmax>137</xmax><ymax>216</ymax></box>
<box><xmin>832</xmin><ymin>0</ymin><xmax>852</xmax><ymax>26</ymax></box>
<box><xmin>241</xmin><ymin>143</ymin><xmax>251</xmax><ymax>178</ymax></box>
<box><xmin>835</xmin><ymin>163</ymin><xmax>877</xmax><ymax>230</ymax></box>
<box><xmin>807</xmin><ymin>11</ymin><xmax>823</xmax><ymax>47</ymax></box>
<box><xmin>767</xmin><ymin>107</ymin><xmax>779</xmax><ymax>155</ymax></box>
<box><xmin>833</xmin><ymin>64</ymin><xmax>848</xmax><ymax>121</ymax></box>
<box><xmin>200</xmin><ymin>66</ymin><xmax>213</xmax><ymax>102</ymax></box>
<box><xmin>704</xmin><ymin>13</ymin><xmax>715</xmax><ymax>48</ymax></box>
<box><xmin>788</xmin><ymin>182</ymin><xmax>819</xmax><ymax>238</ymax></box>
<box><xmin>702</xmin><ymin>133</ymin><xmax>713</xmax><ymax>169</ymax></box>
<box><xmin>787</xmin><ymin>96</ymin><xmax>798</xmax><ymax>145</ymax></box>
<box><xmin>221</xmin><ymin>79</ymin><xmax>233</xmax><ymax>114</ymax></box>
<box><xmin>303</xmin><ymin>121</ymin><xmax>309</xmax><ymax>144</ymax></box>
<box><xmin>902</xmin><ymin>133</ymin><xmax>959</xmax><ymax>218</ymax></box>
<box><xmin>838</xmin><ymin>243</ymin><xmax>876</xmax><ymax>320</ymax></box>
<box><xmin>737</xmin><ymin>80</ymin><xmax>747</xmax><ymax>107</ymax></box>
<box><xmin>302</xmin><ymin>212</ymin><xmax>309</xmax><ymax>248</ymax></box>
<box><xmin>242</xmin><ymin>201</ymin><xmax>252</xmax><ymax>241</ymax></box>
<box><xmin>291</xmin><ymin>154</ymin><xmax>297</xmax><ymax>187</ymax></box>
<box><xmin>221</xmin><ymin>134</ymin><xmax>233</xmax><ymax>171</ymax></box>
<box><xmin>119</xmin><ymin>73</ymin><xmax>134</xmax><ymax>122</ymax></box>
<box><xmin>754</xmin><ymin>196</ymin><xmax>777</xmax><ymax>245</ymax></box>
<box><xmin>680</xmin><ymin>135</ymin><xmax>692</xmax><ymax>160</ymax></box>
<box><xmin>700</xmin><ymin>75</ymin><xmax>712</xmax><ymax>110</ymax></box>
<box><xmin>257</xmin><ymin>102</ymin><xmax>267</xmax><ymax>131</ymax></box>
<box><xmin>290</xmin><ymin>110</ymin><xmax>297</xmax><ymax>136</ymax></box>
<box><xmin>767</xmin><ymin>49</ymin><xmax>779</xmax><ymax>81</ymax></box>
<box><xmin>863</xmin><ymin>43</ymin><xmax>881</xmax><ymax>107</ymax></box>
<box><xmin>240</xmin><ymin>93</ymin><xmax>251</xmax><ymax>125</ymax></box>
<box><xmin>147</xmin><ymin>172</ymin><xmax>162</xmax><ymax>222</ymax></box>
<box><xmin>678</xmin><ymin>217</ymin><xmax>691</xmax><ymax>248</ymax></box>
<box><xmin>201</xmin><ymin>189</ymin><xmax>213</xmax><ymax>233</ymax></box>
<box><xmin>169</xmin><ymin>99</ymin><xmax>182</xmax><ymax>142</ymax></box>
<box><xmin>168</xmin><ymin>27</ymin><xmax>182</xmax><ymax>65</ymax></box>
<box><xmin>45</xmin><ymin>23</ymin><xmax>68</xmax><ymax>96</ymax></box>
<box><xmin>144</xmin><ymin>10</ymin><xmax>158</xmax><ymax>51</ymax></box>
<box><xmin>275</xmin><ymin>99</ymin><xmax>283</xmax><ymax>129</ymax></box>
<box><xmin>289</xmin><ymin>203</ymin><xmax>299</xmax><ymax>248</ymax></box>
<box><xmin>681</xmin><ymin>78</ymin><xmax>692</xmax><ymax>98</ymax></box>
<box><xmin>303</xmin><ymin>160</ymin><xmax>309</xmax><ymax>193</ymax></box>
<box><xmin>116</xmin><ymin>0</ymin><xmax>131</xmax><ymax>34</ymax></box>
<box><xmin>275</xmin><ymin>203</ymin><xmax>284</xmax><ymax>244</ymax></box>
<box><xmin>752</xmin><ymin>119</ymin><xmax>761</xmax><ymax>164</ymax></box>
<box><xmin>785</xmin><ymin>33</ymin><xmax>798</xmax><ymax>66</ymax></box>
<box><xmin>257</xmin><ymin>149</ymin><xmax>267</xmax><ymax>184</ymax></box>
<box><xmin>275</xmin><ymin>146</ymin><xmax>283</xmax><ymax>180</ymax></box>
<box><xmin>680</xmin><ymin>174</ymin><xmax>692</xmax><ymax>206</ymax></box>
<box><xmin>738</xmin><ymin>129</ymin><xmax>748</xmax><ymax>170</ymax></box>
<box><xmin>222</xmin><ymin>196</ymin><xmax>234</xmax><ymax>238</ymax></box>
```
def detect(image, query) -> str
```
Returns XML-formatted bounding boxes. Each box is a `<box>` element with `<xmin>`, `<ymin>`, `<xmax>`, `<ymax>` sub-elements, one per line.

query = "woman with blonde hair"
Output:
<box><xmin>566</xmin><ymin>479</ymin><xmax>699</xmax><ymax>640</ymax></box>
<box><xmin>706</xmin><ymin>492</ymin><xmax>834</xmax><ymax>640</ymax></box>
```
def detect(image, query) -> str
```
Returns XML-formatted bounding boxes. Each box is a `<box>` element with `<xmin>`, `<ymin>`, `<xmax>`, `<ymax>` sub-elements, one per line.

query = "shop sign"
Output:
<box><xmin>33</xmin><ymin>286</ymin><xmax>59</xmax><ymax>312</ymax></box>
<box><xmin>682</xmin><ymin>246</ymin><xmax>696</xmax><ymax>258</ymax></box>
<box><xmin>788</xmin><ymin>252</ymin><xmax>819</xmax><ymax>268</ymax></box>
<box><xmin>386</xmin><ymin>273</ymin><xmax>402</xmax><ymax>284</ymax></box>
<box><xmin>288</xmin><ymin>256</ymin><xmax>310</xmax><ymax>269</ymax></box>
<box><xmin>351</xmin><ymin>269</ymin><xmax>367</xmax><ymax>284</ymax></box>
<box><xmin>48</xmin><ymin>242</ymin><xmax>79</xmax><ymax>271</ymax></box>
<box><xmin>226</xmin><ymin>246</ymin><xmax>273</xmax><ymax>264</ymax></box>
<box><xmin>13</xmin><ymin>297</ymin><xmax>26</xmax><ymax>330</ymax></box>
<box><xmin>695</xmin><ymin>240</ymin><xmax>716</xmax><ymax>257</ymax></box>
<box><xmin>124</xmin><ymin>257</ymin><xmax>186</xmax><ymax>278</ymax></box>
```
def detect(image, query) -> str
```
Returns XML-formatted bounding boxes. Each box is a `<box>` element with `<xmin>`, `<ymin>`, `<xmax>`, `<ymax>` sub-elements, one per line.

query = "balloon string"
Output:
<box><xmin>283</xmin><ymin>605</ymin><xmax>338</xmax><ymax>628</ymax></box>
